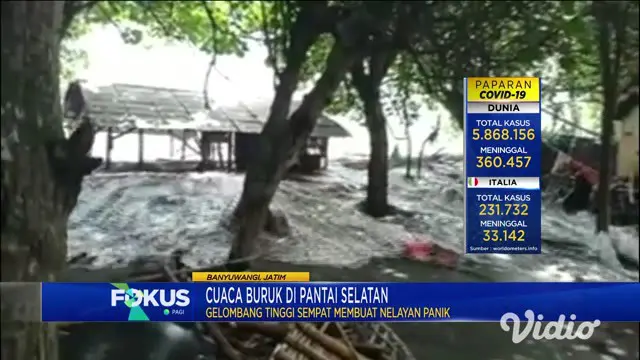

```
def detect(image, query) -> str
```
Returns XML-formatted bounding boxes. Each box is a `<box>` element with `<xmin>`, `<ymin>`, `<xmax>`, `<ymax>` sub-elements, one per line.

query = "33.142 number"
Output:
<box><xmin>483</xmin><ymin>229</ymin><xmax>526</xmax><ymax>242</ymax></box>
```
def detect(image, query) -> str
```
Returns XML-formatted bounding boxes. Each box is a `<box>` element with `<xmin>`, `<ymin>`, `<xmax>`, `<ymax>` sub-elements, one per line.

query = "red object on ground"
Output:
<box><xmin>551</xmin><ymin>148</ymin><xmax>600</xmax><ymax>186</ymax></box>
<box><xmin>570</xmin><ymin>159</ymin><xmax>600</xmax><ymax>185</ymax></box>
<box><xmin>404</xmin><ymin>235</ymin><xmax>459</xmax><ymax>268</ymax></box>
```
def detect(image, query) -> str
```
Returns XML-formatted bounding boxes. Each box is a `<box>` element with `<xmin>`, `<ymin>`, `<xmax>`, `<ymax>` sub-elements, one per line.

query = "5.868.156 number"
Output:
<box><xmin>472</xmin><ymin>128</ymin><xmax>535</xmax><ymax>141</ymax></box>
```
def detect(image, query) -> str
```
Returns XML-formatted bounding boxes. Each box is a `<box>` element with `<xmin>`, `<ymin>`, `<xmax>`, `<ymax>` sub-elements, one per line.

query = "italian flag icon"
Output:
<box><xmin>467</xmin><ymin>177</ymin><xmax>479</xmax><ymax>187</ymax></box>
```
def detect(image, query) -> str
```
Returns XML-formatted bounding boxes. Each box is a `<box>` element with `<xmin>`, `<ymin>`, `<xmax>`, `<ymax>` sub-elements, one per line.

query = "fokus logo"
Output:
<box><xmin>500</xmin><ymin>310</ymin><xmax>601</xmax><ymax>344</ymax></box>
<box><xmin>109</xmin><ymin>283</ymin><xmax>190</xmax><ymax>321</ymax></box>
<box><xmin>110</xmin><ymin>289</ymin><xmax>190</xmax><ymax>307</ymax></box>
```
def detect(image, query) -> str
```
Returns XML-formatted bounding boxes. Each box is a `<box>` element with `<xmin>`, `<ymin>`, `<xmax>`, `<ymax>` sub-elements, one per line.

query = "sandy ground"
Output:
<box><xmin>69</xmin><ymin>159</ymin><xmax>638</xmax><ymax>279</ymax></box>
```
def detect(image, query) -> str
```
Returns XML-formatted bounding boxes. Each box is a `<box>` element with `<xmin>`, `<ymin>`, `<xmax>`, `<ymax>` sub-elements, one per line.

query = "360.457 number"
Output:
<box><xmin>476</xmin><ymin>156</ymin><xmax>531</xmax><ymax>168</ymax></box>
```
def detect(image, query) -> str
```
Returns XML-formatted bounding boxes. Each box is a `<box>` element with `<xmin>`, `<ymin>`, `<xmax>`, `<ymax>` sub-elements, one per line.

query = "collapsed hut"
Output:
<box><xmin>64</xmin><ymin>82</ymin><xmax>350</xmax><ymax>174</ymax></box>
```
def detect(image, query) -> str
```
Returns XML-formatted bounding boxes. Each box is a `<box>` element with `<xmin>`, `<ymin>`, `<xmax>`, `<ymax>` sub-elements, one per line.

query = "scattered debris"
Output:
<box><xmin>62</xmin><ymin>250</ymin><xmax>417</xmax><ymax>360</ymax></box>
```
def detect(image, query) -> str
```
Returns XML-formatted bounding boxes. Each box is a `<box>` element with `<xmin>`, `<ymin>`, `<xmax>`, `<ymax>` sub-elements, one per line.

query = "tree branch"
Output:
<box><xmin>137</xmin><ymin>3</ymin><xmax>175</xmax><ymax>38</ymax></box>
<box><xmin>261</xmin><ymin>1</ymin><xmax>280</xmax><ymax>89</ymax></box>
<box><xmin>350</xmin><ymin>61</ymin><xmax>368</xmax><ymax>95</ymax></box>
<box><xmin>611</xmin><ymin>3</ymin><xmax>629</xmax><ymax>89</ymax></box>
<box><xmin>60</xmin><ymin>1</ymin><xmax>99</xmax><ymax>39</ymax></box>
<box><xmin>199</xmin><ymin>0</ymin><xmax>218</xmax><ymax>110</ymax></box>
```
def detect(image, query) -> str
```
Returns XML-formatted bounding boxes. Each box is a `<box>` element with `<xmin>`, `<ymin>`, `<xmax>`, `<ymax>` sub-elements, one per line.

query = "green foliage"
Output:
<box><xmin>60</xmin><ymin>45</ymin><xmax>89</xmax><ymax>83</ymax></box>
<box><xmin>386</xmin><ymin>55</ymin><xmax>429</xmax><ymax>127</ymax></box>
<box><xmin>59</xmin><ymin>1</ymin><xmax>270</xmax><ymax>87</ymax></box>
<box><xmin>407</xmin><ymin>2</ymin><xmax>583</xmax><ymax>128</ymax></box>
<box><xmin>544</xmin><ymin>1</ymin><xmax>638</xmax><ymax>134</ymax></box>
<box><xmin>273</xmin><ymin>1</ymin><xmax>600</xmax><ymax>130</ymax></box>
<box><xmin>545</xmin><ymin>2</ymin><xmax>637</xmax><ymax>98</ymax></box>
<box><xmin>60</xmin><ymin>11</ymin><xmax>94</xmax><ymax>82</ymax></box>
<box><xmin>83</xmin><ymin>1</ymin><xmax>264</xmax><ymax>55</ymax></box>
<box><xmin>287</xmin><ymin>1</ymin><xmax>637</xmax><ymax>132</ymax></box>
<box><xmin>551</xmin><ymin>2</ymin><xmax>598</xmax><ymax>93</ymax></box>
<box><xmin>59</xmin><ymin>0</ymin><xmax>638</xmax><ymax>132</ymax></box>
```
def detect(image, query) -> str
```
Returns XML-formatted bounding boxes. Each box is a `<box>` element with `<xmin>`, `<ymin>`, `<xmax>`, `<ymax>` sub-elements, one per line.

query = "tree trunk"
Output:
<box><xmin>227</xmin><ymin>10</ymin><xmax>369</xmax><ymax>266</ymax></box>
<box><xmin>364</xmin><ymin>98</ymin><xmax>391</xmax><ymax>217</ymax></box>
<box><xmin>351</xmin><ymin>49</ymin><xmax>397</xmax><ymax>218</ymax></box>
<box><xmin>1</xmin><ymin>2</ymin><xmax>100</xmax><ymax>359</ymax></box>
<box><xmin>442</xmin><ymin>89</ymin><xmax>465</xmax><ymax>130</ymax></box>
<box><xmin>593</xmin><ymin>2</ymin><xmax>627</xmax><ymax>233</ymax></box>
<box><xmin>403</xmin><ymin>119</ymin><xmax>413</xmax><ymax>179</ymax></box>
<box><xmin>227</xmin><ymin>7</ymin><xmax>323</xmax><ymax>267</ymax></box>
<box><xmin>416</xmin><ymin>114</ymin><xmax>441</xmax><ymax>178</ymax></box>
<box><xmin>416</xmin><ymin>136</ymin><xmax>430</xmax><ymax>178</ymax></box>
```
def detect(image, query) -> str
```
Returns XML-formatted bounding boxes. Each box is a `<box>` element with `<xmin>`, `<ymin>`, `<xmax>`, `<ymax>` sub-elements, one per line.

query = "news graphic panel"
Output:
<box><xmin>39</xmin><ymin>275</ymin><xmax>640</xmax><ymax>323</ymax></box>
<box><xmin>464</xmin><ymin>77</ymin><xmax>542</xmax><ymax>254</ymax></box>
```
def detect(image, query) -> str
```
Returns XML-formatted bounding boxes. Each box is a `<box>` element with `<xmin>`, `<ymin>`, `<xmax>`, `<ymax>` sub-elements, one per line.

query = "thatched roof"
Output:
<box><xmin>72</xmin><ymin>82</ymin><xmax>350</xmax><ymax>137</ymax></box>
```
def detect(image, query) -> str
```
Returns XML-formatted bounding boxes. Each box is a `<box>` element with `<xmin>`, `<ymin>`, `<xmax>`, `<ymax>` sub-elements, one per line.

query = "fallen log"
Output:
<box><xmin>297</xmin><ymin>323</ymin><xmax>373</xmax><ymax>360</ymax></box>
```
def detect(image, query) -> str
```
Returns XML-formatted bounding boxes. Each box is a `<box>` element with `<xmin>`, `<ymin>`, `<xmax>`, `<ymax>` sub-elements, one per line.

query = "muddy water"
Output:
<box><xmin>66</xmin><ymin>156</ymin><xmax>639</xmax><ymax>360</ymax></box>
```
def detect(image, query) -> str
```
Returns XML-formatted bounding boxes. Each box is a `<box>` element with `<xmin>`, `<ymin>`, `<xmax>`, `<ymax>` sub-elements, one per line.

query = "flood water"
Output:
<box><xmin>66</xmin><ymin>155</ymin><xmax>639</xmax><ymax>360</ymax></box>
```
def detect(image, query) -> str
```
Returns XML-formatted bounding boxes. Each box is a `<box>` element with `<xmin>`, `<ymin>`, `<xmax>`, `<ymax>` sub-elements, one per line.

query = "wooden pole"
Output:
<box><xmin>168</xmin><ymin>130</ymin><xmax>174</xmax><ymax>158</ymax></box>
<box><xmin>105</xmin><ymin>127</ymin><xmax>113</xmax><ymax>170</ymax></box>
<box><xmin>138</xmin><ymin>129</ymin><xmax>144</xmax><ymax>169</ymax></box>
<box><xmin>322</xmin><ymin>137</ymin><xmax>329</xmax><ymax>169</ymax></box>
<box><xmin>227</xmin><ymin>133</ymin><xmax>233</xmax><ymax>171</ymax></box>
<box><xmin>200</xmin><ymin>131</ymin><xmax>211</xmax><ymax>167</ymax></box>
<box><xmin>216</xmin><ymin>142</ymin><xmax>224</xmax><ymax>170</ymax></box>
<box><xmin>181</xmin><ymin>130</ymin><xmax>187</xmax><ymax>161</ymax></box>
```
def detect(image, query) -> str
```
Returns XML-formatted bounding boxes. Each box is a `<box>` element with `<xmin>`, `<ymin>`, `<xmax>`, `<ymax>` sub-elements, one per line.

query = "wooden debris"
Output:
<box><xmin>295</xmin><ymin>323</ymin><xmax>371</xmax><ymax>360</ymax></box>
<box><xmin>62</xmin><ymin>251</ymin><xmax>417</xmax><ymax>360</ymax></box>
